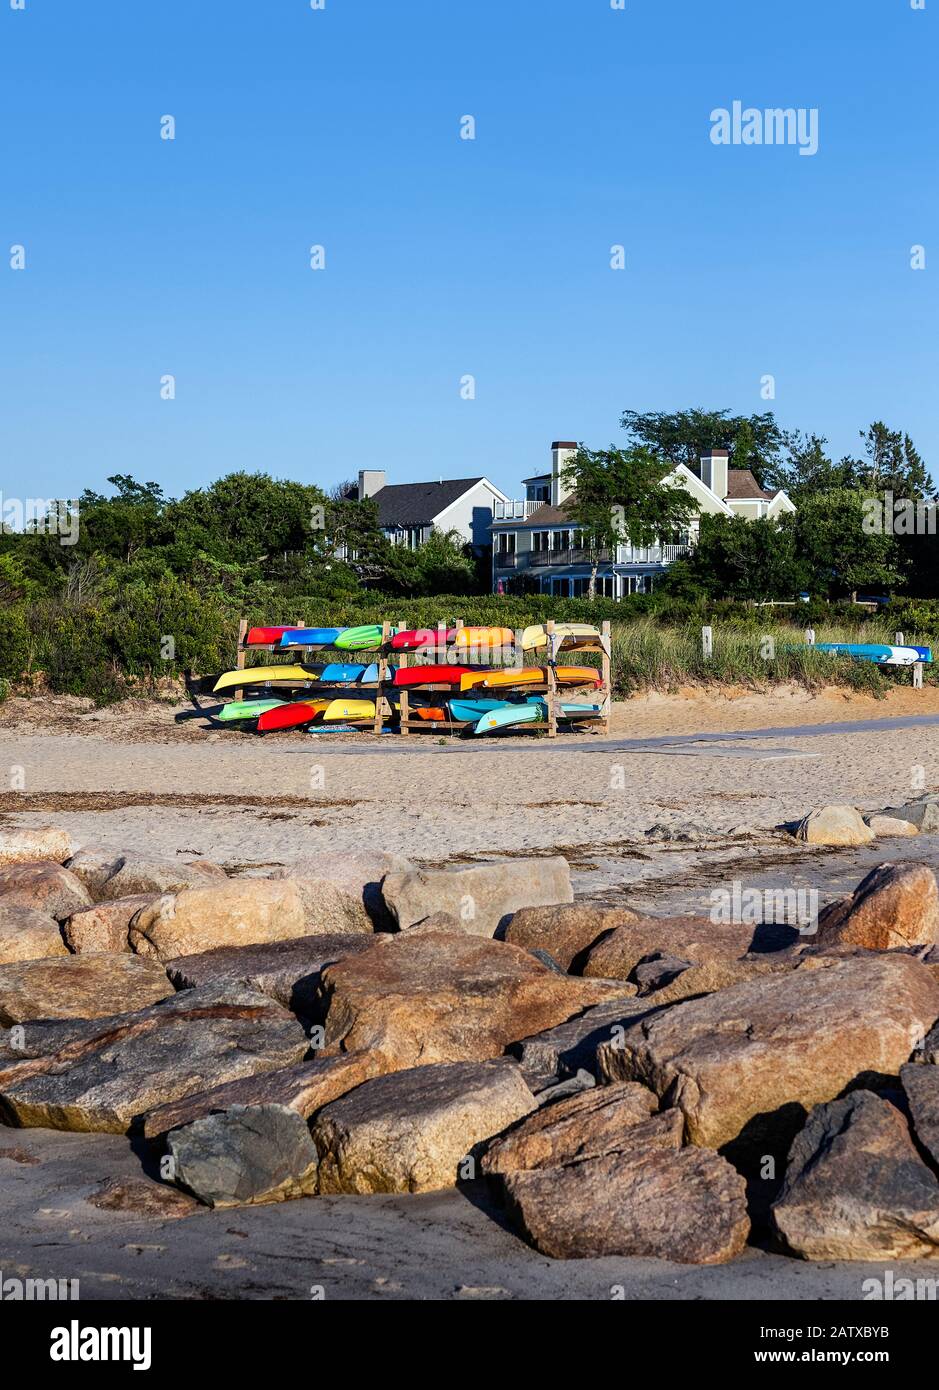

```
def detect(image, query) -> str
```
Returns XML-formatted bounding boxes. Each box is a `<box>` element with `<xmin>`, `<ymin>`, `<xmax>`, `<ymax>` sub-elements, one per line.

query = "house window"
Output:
<box><xmin>495</xmin><ymin>531</ymin><xmax>516</xmax><ymax>555</ymax></box>
<box><xmin>532</xmin><ymin>531</ymin><xmax>549</xmax><ymax>552</ymax></box>
<box><xmin>527</xmin><ymin>484</ymin><xmax>549</xmax><ymax>502</ymax></box>
<box><xmin>553</xmin><ymin>530</ymin><xmax>572</xmax><ymax>550</ymax></box>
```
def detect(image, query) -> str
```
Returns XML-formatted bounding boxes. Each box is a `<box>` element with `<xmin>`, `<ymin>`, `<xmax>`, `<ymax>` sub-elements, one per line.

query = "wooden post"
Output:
<box><xmin>914</xmin><ymin>662</ymin><xmax>924</xmax><ymax>690</ymax></box>
<box><xmin>895</xmin><ymin>631</ymin><xmax>905</xmax><ymax>646</ymax></box>
<box><xmin>702</xmin><ymin>625</ymin><xmax>713</xmax><ymax>659</ymax></box>
<box><xmin>805</xmin><ymin>628</ymin><xmax>815</xmax><ymax>647</ymax></box>
<box><xmin>234</xmin><ymin>617</ymin><xmax>247</xmax><ymax>700</ymax></box>
<box><xmin>546</xmin><ymin>619</ymin><xmax>558</xmax><ymax>738</ymax></box>
<box><xmin>601</xmin><ymin>619</ymin><xmax>611</xmax><ymax>735</ymax></box>
<box><xmin>396</xmin><ymin>620</ymin><xmax>410</xmax><ymax>737</ymax></box>
<box><xmin>373</xmin><ymin>621</ymin><xmax>390</xmax><ymax>735</ymax></box>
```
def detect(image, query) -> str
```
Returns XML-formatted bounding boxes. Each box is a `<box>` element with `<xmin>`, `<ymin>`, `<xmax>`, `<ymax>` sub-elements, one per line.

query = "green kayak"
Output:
<box><xmin>334</xmin><ymin>625</ymin><xmax>385</xmax><ymax>651</ymax></box>
<box><xmin>217</xmin><ymin>699</ymin><xmax>287</xmax><ymax>722</ymax></box>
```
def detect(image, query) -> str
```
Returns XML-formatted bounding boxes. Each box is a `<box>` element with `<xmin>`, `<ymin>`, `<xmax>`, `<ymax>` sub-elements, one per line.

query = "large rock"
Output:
<box><xmin>501</xmin><ymin>904</ymin><xmax>641</xmax><ymax>971</ymax></box>
<box><xmin>509</xmin><ymin>997</ymin><xmax>662</xmax><ymax>1083</ymax></box>
<box><xmin>63</xmin><ymin>894</ymin><xmax>158</xmax><ymax>954</ymax></box>
<box><xmin>143</xmin><ymin>1050</ymin><xmax>387</xmax><ymax>1139</ymax></box>
<box><xmin>582</xmin><ymin>915</ymin><xmax>758</xmax><ymax>981</ymax></box>
<box><xmin>0</xmin><ymin>905</ymin><xmax>68</xmax><ymax>964</ymax></box>
<box><xmin>101</xmin><ymin>856</ymin><xmax>226</xmax><ymax>900</ymax></box>
<box><xmin>794</xmin><ymin>804</ymin><xmax>875</xmax><ymax>846</ymax></box>
<box><xmin>596</xmin><ymin>955</ymin><xmax>939</xmax><ymax>1156</ymax></box>
<box><xmin>320</xmin><ymin>931</ymin><xmax>634</xmax><ymax>1069</ymax></box>
<box><xmin>879</xmin><ymin>794</ymin><xmax>939</xmax><ymax>833</ymax></box>
<box><xmin>64</xmin><ymin>846</ymin><xmax>128</xmax><ymax>897</ymax></box>
<box><xmin>864</xmin><ymin>815</ymin><xmax>919</xmax><ymax>838</ymax></box>
<box><xmin>900</xmin><ymin>1063</ymin><xmax>939</xmax><ymax>1170</ymax></box>
<box><xmin>0</xmin><ymin>953</ymin><xmax>173</xmax><ymax>1026</ymax></box>
<box><xmin>382</xmin><ymin>858</ymin><xmax>573</xmax><ymax>939</ymax></box>
<box><xmin>167</xmin><ymin>1104</ymin><xmax>319</xmax><ymax>1207</ymax></box>
<box><xmin>634</xmin><ymin>952</ymin><xmax>794</xmax><ymax>1006</ymax></box>
<box><xmin>482</xmin><ymin>1080</ymin><xmax>659</xmax><ymax>1174</ymax></box>
<box><xmin>164</xmin><ymin>933</ymin><xmax>375</xmax><ymax>1019</ymax></box>
<box><xmin>128</xmin><ymin>880</ymin><xmax>309</xmax><ymax>961</ymax></box>
<box><xmin>313</xmin><ymin>1060</ymin><xmax>536</xmax><ymax>1194</ymax></box>
<box><xmin>269</xmin><ymin>851</ymin><xmax>411</xmax><ymax>933</ymax></box>
<box><xmin>501</xmin><ymin>1116</ymin><xmax>749</xmax><ymax>1263</ymax></box>
<box><xmin>814</xmin><ymin>863</ymin><xmax>939</xmax><ymax>951</ymax></box>
<box><xmin>0</xmin><ymin>862</ymin><xmax>93</xmax><ymax>920</ymax></box>
<box><xmin>0</xmin><ymin>828</ymin><xmax>74</xmax><ymax>869</ymax></box>
<box><xmin>0</xmin><ymin>982</ymin><xmax>309</xmax><ymax>1132</ymax></box>
<box><xmin>771</xmin><ymin>1091</ymin><xmax>939</xmax><ymax>1260</ymax></box>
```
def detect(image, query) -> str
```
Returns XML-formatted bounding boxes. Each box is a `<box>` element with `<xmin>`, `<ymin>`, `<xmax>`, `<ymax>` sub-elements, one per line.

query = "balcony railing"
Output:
<box><xmin>494</xmin><ymin>542</ymin><xmax>691</xmax><ymax>571</ymax></box>
<box><xmin>493</xmin><ymin>499</ymin><xmax>543</xmax><ymax>520</ymax></box>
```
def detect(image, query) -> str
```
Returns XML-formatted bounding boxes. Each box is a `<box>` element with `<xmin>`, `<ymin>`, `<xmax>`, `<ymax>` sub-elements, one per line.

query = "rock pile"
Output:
<box><xmin>2</xmin><ymin>825</ymin><xmax>939</xmax><ymax>1265</ymax></box>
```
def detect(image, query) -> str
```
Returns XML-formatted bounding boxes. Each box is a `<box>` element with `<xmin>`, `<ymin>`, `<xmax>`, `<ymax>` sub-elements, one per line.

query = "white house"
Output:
<box><xmin>357</xmin><ymin>470</ymin><xmax>510</xmax><ymax>553</ymax></box>
<box><xmin>490</xmin><ymin>443</ymin><xmax>796</xmax><ymax>598</ymax></box>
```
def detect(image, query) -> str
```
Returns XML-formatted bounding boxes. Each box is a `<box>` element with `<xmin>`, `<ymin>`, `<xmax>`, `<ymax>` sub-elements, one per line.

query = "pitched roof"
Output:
<box><xmin>490</xmin><ymin>497</ymin><xmax>580</xmax><ymax>528</ymax></box>
<box><xmin>725</xmin><ymin>469</ymin><xmax>775</xmax><ymax>501</ymax></box>
<box><xmin>369</xmin><ymin>478</ymin><xmax>486</xmax><ymax>528</ymax></box>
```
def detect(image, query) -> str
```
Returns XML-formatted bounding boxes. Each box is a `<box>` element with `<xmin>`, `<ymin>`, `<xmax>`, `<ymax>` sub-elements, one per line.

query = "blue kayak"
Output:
<box><xmin>814</xmin><ymin>643</ymin><xmax>929</xmax><ymax>667</ymax></box>
<box><xmin>279</xmin><ymin>628</ymin><xmax>342</xmax><ymax>648</ymax></box>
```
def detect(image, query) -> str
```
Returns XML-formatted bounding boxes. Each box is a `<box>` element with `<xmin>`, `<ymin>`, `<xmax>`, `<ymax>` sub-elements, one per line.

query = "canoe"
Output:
<box><xmin>452</xmin><ymin>626</ymin><xmax>515</xmax><ymax>648</ymax></box>
<box><xmin>244</xmin><ymin>626</ymin><xmax>290</xmax><ymax>647</ymax></box>
<box><xmin>213</xmin><ymin>665</ymin><xmax>316</xmax><ymax>693</ymax></box>
<box><xmin>393</xmin><ymin>665</ymin><xmax>473</xmax><ymax>687</ymax></box>
<box><xmin>459</xmin><ymin>667</ymin><xmax>543</xmax><ymax>691</ymax></box>
<box><xmin>521</xmin><ymin>623</ymin><xmax>601</xmax><ymax>651</ymax></box>
<box><xmin>815</xmin><ymin>642</ymin><xmax>925</xmax><ymax>667</ymax></box>
<box><xmin>278</xmin><ymin>628</ymin><xmax>342</xmax><ymax>647</ymax></box>
<box><xmin>391</xmin><ymin>628</ymin><xmax>454</xmax><ymax>651</ymax></box>
<box><xmin>217</xmin><ymin>699</ymin><xmax>287</xmax><ymax>722</ymax></box>
<box><xmin>334</xmin><ymin>625</ymin><xmax>384</xmax><ymax>651</ymax></box>
<box><xmin>257</xmin><ymin>701</ymin><xmax>331</xmax><ymax>731</ymax></box>
<box><xmin>322</xmin><ymin>698</ymin><xmax>375</xmax><ymax>721</ymax></box>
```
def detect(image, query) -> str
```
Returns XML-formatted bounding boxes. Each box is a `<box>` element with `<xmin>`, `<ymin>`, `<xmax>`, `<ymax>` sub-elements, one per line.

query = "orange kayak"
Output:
<box><xmin>452</xmin><ymin>626</ymin><xmax>515</xmax><ymax>648</ymax></box>
<box><xmin>459</xmin><ymin>666</ymin><xmax>600</xmax><ymax>692</ymax></box>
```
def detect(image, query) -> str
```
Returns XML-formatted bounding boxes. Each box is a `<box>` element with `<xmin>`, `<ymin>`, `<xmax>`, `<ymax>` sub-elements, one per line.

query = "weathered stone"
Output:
<box><xmin>64</xmin><ymin>846</ymin><xmax>128</xmax><ymax>897</ymax></box>
<box><xmin>168</xmin><ymin>1104</ymin><xmax>319</xmax><ymax>1208</ymax></box>
<box><xmin>533</xmin><ymin>1069</ymin><xmax>595</xmax><ymax>1104</ymax></box>
<box><xmin>501</xmin><ymin>1118</ymin><xmax>749</xmax><ymax>1263</ymax></box>
<box><xmin>0</xmin><ymin>952</ymin><xmax>173</xmax><ymax>1026</ymax></box>
<box><xmin>922</xmin><ymin>1020</ymin><xmax>939</xmax><ymax>1065</ymax></box>
<box><xmin>864</xmin><ymin>815</ymin><xmax>919</xmax><ymax>838</ymax></box>
<box><xmin>129</xmin><ymin>880</ymin><xmax>309</xmax><ymax>962</ymax></box>
<box><xmin>87</xmin><ymin>1176</ymin><xmax>198</xmax><ymax>1218</ymax></box>
<box><xmin>63</xmin><ymin>894</ymin><xmax>158</xmax><ymax>954</ymax></box>
<box><xmin>502</xmin><ymin>904</ymin><xmax>640</xmax><ymax>971</ymax></box>
<box><xmin>596</xmin><ymin>955</ymin><xmax>939</xmax><ymax>1155</ymax></box>
<box><xmin>101</xmin><ymin>856</ymin><xmax>226</xmax><ymax>900</ymax></box>
<box><xmin>794</xmin><ymin>804</ymin><xmax>875</xmax><ymax>846</ymax></box>
<box><xmin>0</xmin><ymin>862</ymin><xmax>93</xmax><ymax>921</ymax></box>
<box><xmin>509</xmin><ymin>997</ymin><xmax>662</xmax><ymax>1081</ymax></box>
<box><xmin>143</xmin><ymin>1050</ymin><xmax>388</xmax><ymax>1139</ymax></box>
<box><xmin>320</xmin><ymin>931</ymin><xmax>634</xmax><ymax>1068</ymax></box>
<box><xmin>164</xmin><ymin>933</ymin><xmax>374</xmax><ymax>1018</ymax></box>
<box><xmin>771</xmin><ymin>1091</ymin><xmax>939</xmax><ymax>1260</ymax></box>
<box><xmin>0</xmin><ymin>982</ymin><xmax>309</xmax><ymax>1132</ymax></box>
<box><xmin>0</xmin><ymin>827</ymin><xmax>74</xmax><ymax>869</ymax></box>
<box><xmin>582</xmin><ymin>915</ymin><xmax>758</xmax><ymax>981</ymax></box>
<box><xmin>482</xmin><ymin>1080</ymin><xmax>659</xmax><ymax>1174</ymax></box>
<box><xmin>815</xmin><ymin>863</ymin><xmax>939</xmax><ymax>952</ymax></box>
<box><xmin>398</xmin><ymin>911</ymin><xmax>466</xmax><ymax>935</ymax></box>
<box><xmin>635</xmin><ymin>952</ymin><xmax>794</xmax><ymax>1005</ymax></box>
<box><xmin>313</xmin><ymin>1059</ymin><xmax>536</xmax><ymax>1194</ymax></box>
<box><xmin>0</xmin><ymin>904</ymin><xmax>68</xmax><ymax>964</ymax></box>
<box><xmin>270</xmin><ymin>851</ymin><xmax>411</xmax><ymax>933</ymax></box>
<box><xmin>382</xmin><ymin>858</ymin><xmax>573</xmax><ymax>939</ymax></box>
<box><xmin>900</xmin><ymin>1063</ymin><xmax>939</xmax><ymax>1170</ymax></box>
<box><xmin>879</xmin><ymin>795</ymin><xmax>939</xmax><ymax>833</ymax></box>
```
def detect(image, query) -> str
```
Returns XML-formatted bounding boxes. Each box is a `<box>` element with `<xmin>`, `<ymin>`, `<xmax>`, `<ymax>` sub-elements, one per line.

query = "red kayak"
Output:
<box><xmin>393</xmin><ymin>665</ymin><xmax>474</xmax><ymax>687</ymax></box>
<box><xmin>391</xmin><ymin>628</ymin><xmax>455</xmax><ymax>651</ymax></box>
<box><xmin>256</xmin><ymin>701</ymin><xmax>327</xmax><ymax>731</ymax></box>
<box><xmin>245</xmin><ymin>626</ymin><xmax>290</xmax><ymax>646</ymax></box>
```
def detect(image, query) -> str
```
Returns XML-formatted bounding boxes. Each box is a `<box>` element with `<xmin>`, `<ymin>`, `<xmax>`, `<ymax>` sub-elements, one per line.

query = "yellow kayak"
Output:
<box><xmin>459</xmin><ymin>667</ymin><xmax>543</xmax><ymax>691</ymax></box>
<box><xmin>213</xmin><ymin>665</ymin><xmax>316</xmax><ymax>693</ymax></box>
<box><xmin>322</xmin><ymin>698</ymin><xmax>375</xmax><ymax>721</ymax></box>
<box><xmin>452</xmin><ymin>626</ymin><xmax>515</xmax><ymax>648</ymax></box>
<box><xmin>521</xmin><ymin>623</ymin><xmax>601</xmax><ymax>651</ymax></box>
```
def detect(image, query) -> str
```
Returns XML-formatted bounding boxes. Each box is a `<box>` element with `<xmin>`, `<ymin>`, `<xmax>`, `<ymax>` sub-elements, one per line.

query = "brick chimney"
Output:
<box><xmin>550</xmin><ymin>441</ymin><xmax>578</xmax><ymax>507</ymax></box>
<box><xmin>700</xmin><ymin>449</ymin><xmax>729</xmax><ymax>500</ymax></box>
<box><xmin>357</xmin><ymin>469</ymin><xmax>385</xmax><ymax>500</ymax></box>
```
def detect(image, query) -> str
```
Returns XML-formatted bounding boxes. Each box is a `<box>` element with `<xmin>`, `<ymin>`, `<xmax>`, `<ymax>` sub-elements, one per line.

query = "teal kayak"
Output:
<box><xmin>473</xmin><ymin>699</ymin><xmax>603</xmax><ymax>734</ymax></box>
<box><xmin>814</xmin><ymin>643</ymin><xmax>928</xmax><ymax>666</ymax></box>
<box><xmin>217</xmin><ymin>698</ymin><xmax>287</xmax><ymax>722</ymax></box>
<box><xmin>448</xmin><ymin>698</ymin><xmax>518</xmax><ymax>722</ymax></box>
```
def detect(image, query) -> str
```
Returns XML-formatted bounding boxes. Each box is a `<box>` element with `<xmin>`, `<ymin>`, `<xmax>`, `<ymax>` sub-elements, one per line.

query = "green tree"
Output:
<box><xmin>854</xmin><ymin>422</ymin><xmax>935</xmax><ymax>500</ymax></box>
<box><xmin>794</xmin><ymin>490</ymin><xmax>898</xmax><ymax>598</ymax></box>
<box><xmin>762</xmin><ymin>431</ymin><xmax>859</xmax><ymax>499</ymax></box>
<box><xmin>620</xmin><ymin>408</ymin><xmax>783</xmax><ymax>484</ymax></box>
<box><xmin>561</xmin><ymin>444</ymin><xmax>696</xmax><ymax>598</ymax></box>
<box><xmin>662</xmin><ymin>514</ymin><xmax>807</xmax><ymax>600</ymax></box>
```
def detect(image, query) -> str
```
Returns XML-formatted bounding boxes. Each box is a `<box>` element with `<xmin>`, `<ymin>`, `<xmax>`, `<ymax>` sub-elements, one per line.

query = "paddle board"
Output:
<box><xmin>815</xmin><ymin>642</ymin><xmax>924</xmax><ymax>667</ymax></box>
<box><xmin>213</xmin><ymin>665</ymin><xmax>317</xmax><ymax>693</ymax></box>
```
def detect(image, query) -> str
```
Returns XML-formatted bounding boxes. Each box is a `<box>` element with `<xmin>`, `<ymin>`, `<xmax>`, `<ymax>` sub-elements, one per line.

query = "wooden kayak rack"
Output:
<box><xmin>233</xmin><ymin>617</ymin><xmax>612</xmax><ymax>739</ymax></box>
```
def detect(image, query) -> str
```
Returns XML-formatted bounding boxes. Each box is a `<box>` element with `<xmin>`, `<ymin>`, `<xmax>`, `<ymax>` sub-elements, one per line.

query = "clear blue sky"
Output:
<box><xmin>2</xmin><ymin>0</ymin><xmax>935</xmax><ymax>502</ymax></box>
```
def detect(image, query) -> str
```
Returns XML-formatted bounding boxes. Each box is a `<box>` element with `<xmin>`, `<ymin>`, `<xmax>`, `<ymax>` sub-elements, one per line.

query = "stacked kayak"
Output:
<box><xmin>814</xmin><ymin>642</ymin><xmax>932</xmax><ymax>666</ymax></box>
